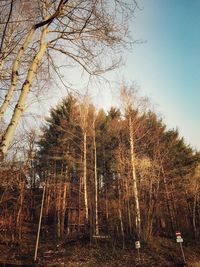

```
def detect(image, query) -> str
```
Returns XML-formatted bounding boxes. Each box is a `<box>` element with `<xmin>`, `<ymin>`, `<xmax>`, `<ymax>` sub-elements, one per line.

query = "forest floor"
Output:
<box><xmin>1</xmin><ymin>227</ymin><xmax>200</xmax><ymax>267</ymax></box>
<box><xmin>1</xmin><ymin>238</ymin><xmax>200</xmax><ymax>267</ymax></box>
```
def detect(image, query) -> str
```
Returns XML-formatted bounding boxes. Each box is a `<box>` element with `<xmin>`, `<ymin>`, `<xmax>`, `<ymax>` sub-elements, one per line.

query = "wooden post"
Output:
<box><xmin>176</xmin><ymin>231</ymin><xmax>186</xmax><ymax>265</ymax></box>
<box><xmin>135</xmin><ymin>241</ymin><xmax>141</xmax><ymax>264</ymax></box>
<box><xmin>180</xmin><ymin>242</ymin><xmax>186</xmax><ymax>264</ymax></box>
<box><xmin>137</xmin><ymin>248</ymin><xmax>141</xmax><ymax>263</ymax></box>
<box><xmin>34</xmin><ymin>184</ymin><xmax>46</xmax><ymax>261</ymax></box>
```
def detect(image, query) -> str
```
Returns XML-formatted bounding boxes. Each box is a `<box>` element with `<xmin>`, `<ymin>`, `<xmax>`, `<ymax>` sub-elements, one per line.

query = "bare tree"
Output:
<box><xmin>78</xmin><ymin>95</ymin><xmax>90</xmax><ymax>223</ymax></box>
<box><xmin>0</xmin><ymin>0</ymin><xmax>137</xmax><ymax>159</ymax></box>
<box><xmin>92</xmin><ymin>109</ymin><xmax>99</xmax><ymax>236</ymax></box>
<box><xmin>120</xmin><ymin>84</ymin><xmax>147</xmax><ymax>239</ymax></box>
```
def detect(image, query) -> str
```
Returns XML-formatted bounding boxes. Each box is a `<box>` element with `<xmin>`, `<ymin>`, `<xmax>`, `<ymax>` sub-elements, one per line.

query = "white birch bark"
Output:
<box><xmin>83</xmin><ymin>130</ymin><xmax>89</xmax><ymax>222</ymax></box>
<box><xmin>129</xmin><ymin>116</ymin><xmax>141</xmax><ymax>238</ymax></box>
<box><xmin>0</xmin><ymin>28</ymin><xmax>47</xmax><ymax>157</ymax></box>
<box><xmin>0</xmin><ymin>28</ymin><xmax>36</xmax><ymax>121</ymax></box>
<box><xmin>0</xmin><ymin>2</ymin><xmax>70</xmax><ymax>159</ymax></box>
<box><xmin>79</xmin><ymin>99</ymin><xmax>89</xmax><ymax>224</ymax></box>
<box><xmin>0</xmin><ymin>0</ymin><xmax>136</xmax><ymax>160</ymax></box>
<box><xmin>93</xmin><ymin>112</ymin><xmax>99</xmax><ymax>235</ymax></box>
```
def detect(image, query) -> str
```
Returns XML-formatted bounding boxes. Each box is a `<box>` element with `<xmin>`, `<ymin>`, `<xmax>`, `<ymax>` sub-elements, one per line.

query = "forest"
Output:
<box><xmin>0</xmin><ymin>89</ymin><xmax>200</xmax><ymax>266</ymax></box>
<box><xmin>0</xmin><ymin>0</ymin><xmax>200</xmax><ymax>266</ymax></box>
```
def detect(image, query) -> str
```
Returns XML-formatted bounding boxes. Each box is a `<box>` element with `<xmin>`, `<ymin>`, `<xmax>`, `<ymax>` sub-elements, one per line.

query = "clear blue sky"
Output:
<box><xmin>118</xmin><ymin>0</ymin><xmax>200</xmax><ymax>150</ymax></box>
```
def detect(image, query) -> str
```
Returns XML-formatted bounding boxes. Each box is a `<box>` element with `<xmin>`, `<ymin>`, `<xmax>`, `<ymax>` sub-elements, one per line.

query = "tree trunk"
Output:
<box><xmin>57</xmin><ymin>183</ymin><xmax>61</xmax><ymax>238</ymax></box>
<box><xmin>161</xmin><ymin>165</ymin><xmax>176</xmax><ymax>235</ymax></box>
<box><xmin>129</xmin><ymin>116</ymin><xmax>141</xmax><ymax>239</ymax></box>
<box><xmin>0</xmin><ymin>27</ymin><xmax>36</xmax><ymax>122</ymax></box>
<box><xmin>0</xmin><ymin>27</ymin><xmax>47</xmax><ymax>158</ymax></box>
<box><xmin>78</xmin><ymin>176</ymin><xmax>82</xmax><ymax>232</ymax></box>
<box><xmin>16</xmin><ymin>181</ymin><xmax>25</xmax><ymax>240</ymax></box>
<box><xmin>60</xmin><ymin>182</ymin><xmax>67</xmax><ymax>237</ymax></box>
<box><xmin>93</xmin><ymin>115</ymin><xmax>99</xmax><ymax>236</ymax></box>
<box><xmin>83</xmin><ymin>131</ymin><xmax>88</xmax><ymax>223</ymax></box>
<box><xmin>145</xmin><ymin>176</ymin><xmax>153</xmax><ymax>241</ymax></box>
<box><xmin>193</xmin><ymin>184</ymin><xmax>198</xmax><ymax>240</ymax></box>
<box><xmin>118</xmin><ymin>174</ymin><xmax>125</xmax><ymax>248</ymax></box>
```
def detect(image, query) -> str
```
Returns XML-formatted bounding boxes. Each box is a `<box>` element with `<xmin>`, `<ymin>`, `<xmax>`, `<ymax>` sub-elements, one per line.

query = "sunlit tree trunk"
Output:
<box><xmin>124</xmin><ymin>173</ymin><xmax>132</xmax><ymax>234</ymax></box>
<box><xmin>93</xmin><ymin>112</ymin><xmax>99</xmax><ymax>236</ymax></box>
<box><xmin>0</xmin><ymin>0</ymin><xmax>136</xmax><ymax>160</ymax></box>
<box><xmin>0</xmin><ymin>27</ymin><xmax>47</xmax><ymax>157</ymax></box>
<box><xmin>83</xmin><ymin>130</ymin><xmax>88</xmax><ymax>222</ymax></box>
<box><xmin>79</xmin><ymin>98</ymin><xmax>89</xmax><ymax>224</ymax></box>
<box><xmin>60</xmin><ymin>182</ymin><xmax>67</xmax><ymax>237</ymax></box>
<box><xmin>129</xmin><ymin>116</ymin><xmax>141</xmax><ymax>238</ymax></box>
<box><xmin>0</xmin><ymin>27</ymin><xmax>36</xmax><ymax>122</ymax></box>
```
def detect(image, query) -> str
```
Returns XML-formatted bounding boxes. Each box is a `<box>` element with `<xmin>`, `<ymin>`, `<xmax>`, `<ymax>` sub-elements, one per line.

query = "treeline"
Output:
<box><xmin>0</xmin><ymin>87</ymin><xmax>200</xmax><ymax>246</ymax></box>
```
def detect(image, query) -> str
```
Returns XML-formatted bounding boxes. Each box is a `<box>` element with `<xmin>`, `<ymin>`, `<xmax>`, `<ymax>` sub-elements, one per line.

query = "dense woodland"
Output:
<box><xmin>0</xmin><ymin>88</ymin><xmax>200</xmax><ymax>253</ymax></box>
<box><xmin>0</xmin><ymin>0</ymin><xmax>200</xmax><ymax>265</ymax></box>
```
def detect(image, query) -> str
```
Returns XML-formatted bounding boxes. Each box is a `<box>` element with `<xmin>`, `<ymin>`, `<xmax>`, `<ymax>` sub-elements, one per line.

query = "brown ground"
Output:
<box><xmin>0</xmin><ymin>224</ymin><xmax>200</xmax><ymax>267</ymax></box>
<box><xmin>1</xmin><ymin>236</ymin><xmax>200</xmax><ymax>267</ymax></box>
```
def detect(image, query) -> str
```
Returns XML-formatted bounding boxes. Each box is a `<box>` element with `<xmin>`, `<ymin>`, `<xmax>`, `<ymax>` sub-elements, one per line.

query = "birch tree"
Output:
<box><xmin>0</xmin><ymin>0</ymin><xmax>137</xmax><ymax>159</ymax></box>
<box><xmin>92</xmin><ymin>109</ymin><xmax>99</xmax><ymax>236</ymax></box>
<box><xmin>78</xmin><ymin>96</ymin><xmax>89</xmax><ymax>223</ymax></box>
<box><xmin>120</xmin><ymin>85</ymin><xmax>145</xmax><ymax>239</ymax></box>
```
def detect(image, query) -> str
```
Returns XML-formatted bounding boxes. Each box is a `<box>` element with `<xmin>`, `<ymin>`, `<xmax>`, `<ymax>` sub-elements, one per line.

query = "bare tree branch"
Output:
<box><xmin>0</xmin><ymin>0</ymin><xmax>14</xmax><ymax>57</ymax></box>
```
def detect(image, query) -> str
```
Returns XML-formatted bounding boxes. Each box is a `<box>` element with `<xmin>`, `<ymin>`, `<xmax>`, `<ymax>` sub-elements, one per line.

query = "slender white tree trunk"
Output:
<box><xmin>129</xmin><ymin>116</ymin><xmax>141</xmax><ymax>238</ymax></box>
<box><xmin>118</xmin><ymin>174</ymin><xmax>124</xmax><ymax>248</ymax></box>
<box><xmin>0</xmin><ymin>27</ymin><xmax>47</xmax><ymax>157</ymax></box>
<box><xmin>34</xmin><ymin>184</ymin><xmax>46</xmax><ymax>261</ymax></box>
<box><xmin>0</xmin><ymin>27</ymin><xmax>36</xmax><ymax>121</ymax></box>
<box><xmin>93</xmin><ymin>114</ymin><xmax>99</xmax><ymax>236</ymax></box>
<box><xmin>83</xmin><ymin>131</ymin><xmax>88</xmax><ymax>222</ymax></box>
